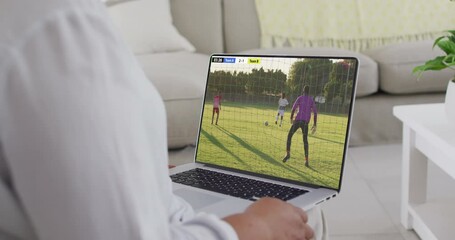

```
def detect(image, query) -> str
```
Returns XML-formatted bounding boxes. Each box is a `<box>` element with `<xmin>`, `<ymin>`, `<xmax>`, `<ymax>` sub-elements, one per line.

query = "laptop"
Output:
<box><xmin>170</xmin><ymin>54</ymin><xmax>359</xmax><ymax>217</ymax></box>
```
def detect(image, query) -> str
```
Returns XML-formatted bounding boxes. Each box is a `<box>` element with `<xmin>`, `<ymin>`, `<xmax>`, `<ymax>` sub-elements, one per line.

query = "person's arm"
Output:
<box><xmin>290</xmin><ymin>98</ymin><xmax>299</xmax><ymax>123</ymax></box>
<box><xmin>224</xmin><ymin>198</ymin><xmax>314</xmax><ymax>240</ymax></box>
<box><xmin>290</xmin><ymin>109</ymin><xmax>296</xmax><ymax>123</ymax></box>
<box><xmin>1</xmin><ymin>8</ymin><xmax>235</xmax><ymax>240</ymax></box>
<box><xmin>312</xmin><ymin>99</ymin><xmax>318</xmax><ymax>126</ymax></box>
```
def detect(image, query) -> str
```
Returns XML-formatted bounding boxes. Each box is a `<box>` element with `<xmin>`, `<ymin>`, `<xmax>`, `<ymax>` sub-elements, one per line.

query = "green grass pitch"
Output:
<box><xmin>196</xmin><ymin>101</ymin><xmax>348</xmax><ymax>189</ymax></box>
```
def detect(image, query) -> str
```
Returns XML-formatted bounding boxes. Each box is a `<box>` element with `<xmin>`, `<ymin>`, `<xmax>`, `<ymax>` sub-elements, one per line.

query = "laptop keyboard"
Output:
<box><xmin>170</xmin><ymin>168</ymin><xmax>308</xmax><ymax>201</ymax></box>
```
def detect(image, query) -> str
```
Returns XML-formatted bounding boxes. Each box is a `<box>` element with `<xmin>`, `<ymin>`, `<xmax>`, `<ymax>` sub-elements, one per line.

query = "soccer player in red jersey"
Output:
<box><xmin>212</xmin><ymin>91</ymin><xmax>222</xmax><ymax>125</ymax></box>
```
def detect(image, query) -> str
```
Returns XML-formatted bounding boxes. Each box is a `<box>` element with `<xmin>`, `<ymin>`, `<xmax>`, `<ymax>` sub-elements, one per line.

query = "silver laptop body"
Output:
<box><xmin>170</xmin><ymin>54</ymin><xmax>359</xmax><ymax>217</ymax></box>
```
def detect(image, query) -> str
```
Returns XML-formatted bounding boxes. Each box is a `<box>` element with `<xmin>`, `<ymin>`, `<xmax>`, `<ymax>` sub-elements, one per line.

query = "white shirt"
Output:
<box><xmin>0</xmin><ymin>0</ymin><xmax>237</xmax><ymax>239</ymax></box>
<box><xmin>278</xmin><ymin>98</ymin><xmax>289</xmax><ymax>109</ymax></box>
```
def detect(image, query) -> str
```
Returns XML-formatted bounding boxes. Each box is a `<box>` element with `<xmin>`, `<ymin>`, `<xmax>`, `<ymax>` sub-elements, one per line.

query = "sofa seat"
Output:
<box><xmin>136</xmin><ymin>52</ymin><xmax>210</xmax><ymax>148</ymax></box>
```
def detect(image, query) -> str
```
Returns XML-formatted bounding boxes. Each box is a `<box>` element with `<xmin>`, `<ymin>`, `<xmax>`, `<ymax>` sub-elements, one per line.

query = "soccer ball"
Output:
<box><xmin>264</xmin><ymin>121</ymin><xmax>269</xmax><ymax>126</ymax></box>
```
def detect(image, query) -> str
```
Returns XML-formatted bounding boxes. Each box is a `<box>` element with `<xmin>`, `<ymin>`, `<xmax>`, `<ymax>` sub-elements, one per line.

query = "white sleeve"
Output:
<box><xmin>0</xmin><ymin>7</ymin><xmax>237</xmax><ymax>240</ymax></box>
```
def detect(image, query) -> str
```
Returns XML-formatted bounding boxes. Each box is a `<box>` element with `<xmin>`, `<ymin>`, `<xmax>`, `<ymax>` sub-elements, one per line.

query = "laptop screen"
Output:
<box><xmin>195</xmin><ymin>55</ymin><xmax>358</xmax><ymax>190</ymax></box>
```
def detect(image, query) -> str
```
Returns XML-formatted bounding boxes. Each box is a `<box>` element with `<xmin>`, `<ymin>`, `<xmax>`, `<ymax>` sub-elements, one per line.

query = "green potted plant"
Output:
<box><xmin>413</xmin><ymin>30</ymin><xmax>455</xmax><ymax>121</ymax></box>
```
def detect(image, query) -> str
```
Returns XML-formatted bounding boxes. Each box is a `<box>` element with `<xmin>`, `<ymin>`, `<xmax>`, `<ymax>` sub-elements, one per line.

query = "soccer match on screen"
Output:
<box><xmin>196</xmin><ymin>55</ymin><xmax>357</xmax><ymax>190</ymax></box>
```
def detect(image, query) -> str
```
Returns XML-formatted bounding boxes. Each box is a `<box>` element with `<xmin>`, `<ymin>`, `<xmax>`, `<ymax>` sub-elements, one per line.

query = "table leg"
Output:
<box><xmin>401</xmin><ymin>125</ymin><xmax>428</xmax><ymax>229</ymax></box>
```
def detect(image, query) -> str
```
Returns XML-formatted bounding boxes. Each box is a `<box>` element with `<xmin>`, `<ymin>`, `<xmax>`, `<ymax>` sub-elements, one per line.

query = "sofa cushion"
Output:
<box><xmin>170</xmin><ymin>0</ymin><xmax>224</xmax><ymax>55</ymax></box>
<box><xmin>364</xmin><ymin>40</ymin><xmax>453</xmax><ymax>94</ymax></box>
<box><xmin>136</xmin><ymin>52</ymin><xmax>209</xmax><ymax>148</ymax></box>
<box><xmin>107</xmin><ymin>0</ymin><xmax>195</xmax><ymax>55</ymax></box>
<box><xmin>223</xmin><ymin>0</ymin><xmax>261</xmax><ymax>53</ymax></box>
<box><xmin>240</xmin><ymin>48</ymin><xmax>379</xmax><ymax>97</ymax></box>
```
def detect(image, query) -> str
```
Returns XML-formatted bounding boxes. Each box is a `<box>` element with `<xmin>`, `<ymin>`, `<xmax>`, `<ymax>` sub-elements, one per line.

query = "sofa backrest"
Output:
<box><xmin>170</xmin><ymin>0</ymin><xmax>224</xmax><ymax>55</ymax></box>
<box><xmin>171</xmin><ymin>0</ymin><xmax>261</xmax><ymax>54</ymax></box>
<box><xmin>222</xmin><ymin>0</ymin><xmax>261</xmax><ymax>53</ymax></box>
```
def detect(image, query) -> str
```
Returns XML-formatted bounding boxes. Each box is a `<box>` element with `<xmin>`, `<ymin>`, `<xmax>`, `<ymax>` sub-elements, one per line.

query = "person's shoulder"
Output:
<box><xmin>0</xmin><ymin>0</ymin><xmax>105</xmax><ymax>47</ymax></box>
<box><xmin>293</xmin><ymin>96</ymin><xmax>302</xmax><ymax>104</ymax></box>
<box><xmin>0</xmin><ymin>0</ymin><xmax>109</xmax><ymax>76</ymax></box>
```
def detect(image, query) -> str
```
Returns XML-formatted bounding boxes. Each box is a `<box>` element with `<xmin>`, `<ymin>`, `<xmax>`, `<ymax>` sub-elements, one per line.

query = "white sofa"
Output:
<box><xmin>109</xmin><ymin>0</ymin><xmax>451</xmax><ymax>148</ymax></box>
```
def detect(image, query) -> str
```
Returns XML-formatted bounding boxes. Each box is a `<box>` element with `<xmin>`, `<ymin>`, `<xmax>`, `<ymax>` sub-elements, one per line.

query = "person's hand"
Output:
<box><xmin>224</xmin><ymin>197</ymin><xmax>314</xmax><ymax>240</ymax></box>
<box><xmin>168</xmin><ymin>165</ymin><xmax>176</xmax><ymax>169</ymax></box>
<box><xmin>311</xmin><ymin>125</ymin><xmax>317</xmax><ymax>134</ymax></box>
<box><xmin>246</xmin><ymin>198</ymin><xmax>314</xmax><ymax>240</ymax></box>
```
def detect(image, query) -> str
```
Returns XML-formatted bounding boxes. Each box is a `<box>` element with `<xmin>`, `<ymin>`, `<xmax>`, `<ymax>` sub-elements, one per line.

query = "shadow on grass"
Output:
<box><xmin>280</xmin><ymin>124</ymin><xmax>344</xmax><ymax>146</ymax></box>
<box><xmin>310</xmin><ymin>135</ymin><xmax>344</xmax><ymax>145</ymax></box>
<box><xmin>216</xmin><ymin>126</ymin><xmax>316</xmax><ymax>182</ymax></box>
<box><xmin>201</xmin><ymin>126</ymin><xmax>339</xmax><ymax>188</ymax></box>
<box><xmin>200</xmin><ymin>129</ymin><xmax>248</xmax><ymax>167</ymax></box>
<box><xmin>205</xmin><ymin>102</ymin><xmax>279</xmax><ymax>110</ymax></box>
<box><xmin>217</xmin><ymin>126</ymin><xmax>281</xmax><ymax>167</ymax></box>
<box><xmin>290</xmin><ymin>160</ymin><xmax>339</xmax><ymax>187</ymax></box>
<box><xmin>318</xmin><ymin>112</ymin><xmax>348</xmax><ymax>117</ymax></box>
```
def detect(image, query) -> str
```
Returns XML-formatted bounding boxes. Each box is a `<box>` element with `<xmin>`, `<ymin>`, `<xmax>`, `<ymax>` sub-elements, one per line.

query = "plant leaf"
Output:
<box><xmin>443</xmin><ymin>54</ymin><xmax>455</xmax><ymax>67</ymax></box>
<box><xmin>432</xmin><ymin>36</ymin><xmax>446</xmax><ymax>49</ymax></box>
<box><xmin>436</xmin><ymin>39</ymin><xmax>455</xmax><ymax>55</ymax></box>
<box><xmin>413</xmin><ymin>56</ymin><xmax>447</xmax><ymax>74</ymax></box>
<box><xmin>413</xmin><ymin>30</ymin><xmax>455</xmax><ymax>80</ymax></box>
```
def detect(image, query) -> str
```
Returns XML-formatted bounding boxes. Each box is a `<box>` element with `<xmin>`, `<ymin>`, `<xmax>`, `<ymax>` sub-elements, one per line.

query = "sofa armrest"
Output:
<box><xmin>170</xmin><ymin>0</ymin><xmax>224</xmax><ymax>55</ymax></box>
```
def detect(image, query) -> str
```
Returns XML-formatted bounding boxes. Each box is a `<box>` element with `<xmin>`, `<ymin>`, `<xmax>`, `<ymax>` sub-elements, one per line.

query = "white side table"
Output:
<box><xmin>393</xmin><ymin>103</ymin><xmax>455</xmax><ymax>240</ymax></box>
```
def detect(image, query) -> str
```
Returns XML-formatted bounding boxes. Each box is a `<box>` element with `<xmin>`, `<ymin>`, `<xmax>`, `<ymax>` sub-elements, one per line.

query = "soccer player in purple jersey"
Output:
<box><xmin>282</xmin><ymin>86</ymin><xmax>317</xmax><ymax>167</ymax></box>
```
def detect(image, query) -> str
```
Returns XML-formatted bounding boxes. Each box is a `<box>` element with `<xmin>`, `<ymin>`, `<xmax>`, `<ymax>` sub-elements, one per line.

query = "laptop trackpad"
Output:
<box><xmin>174</xmin><ymin>188</ymin><xmax>224</xmax><ymax>210</ymax></box>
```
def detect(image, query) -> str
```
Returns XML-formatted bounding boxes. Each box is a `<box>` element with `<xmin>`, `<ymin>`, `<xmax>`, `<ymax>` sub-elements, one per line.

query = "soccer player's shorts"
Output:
<box><xmin>277</xmin><ymin>109</ymin><xmax>285</xmax><ymax>116</ymax></box>
<box><xmin>213</xmin><ymin>107</ymin><xmax>219</xmax><ymax>114</ymax></box>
